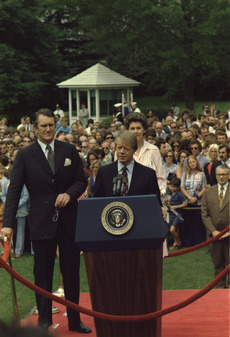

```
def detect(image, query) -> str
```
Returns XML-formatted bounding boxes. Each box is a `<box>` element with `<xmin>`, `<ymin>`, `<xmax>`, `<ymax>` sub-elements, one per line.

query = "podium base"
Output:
<box><xmin>84</xmin><ymin>247</ymin><xmax>163</xmax><ymax>337</ymax></box>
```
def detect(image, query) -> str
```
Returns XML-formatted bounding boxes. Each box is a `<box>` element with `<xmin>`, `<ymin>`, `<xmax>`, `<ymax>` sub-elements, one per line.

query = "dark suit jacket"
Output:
<box><xmin>201</xmin><ymin>184</ymin><xmax>229</xmax><ymax>237</ymax></box>
<box><xmin>3</xmin><ymin>140</ymin><xmax>87</xmax><ymax>240</ymax></box>
<box><xmin>208</xmin><ymin>161</ymin><xmax>222</xmax><ymax>186</ymax></box>
<box><xmin>94</xmin><ymin>160</ymin><xmax>162</xmax><ymax>206</ymax></box>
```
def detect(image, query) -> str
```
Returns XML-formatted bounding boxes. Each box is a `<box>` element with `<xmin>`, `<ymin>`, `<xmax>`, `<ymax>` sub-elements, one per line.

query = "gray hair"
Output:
<box><xmin>215</xmin><ymin>164</ymin><xmax>230</xmax><ymax>174</ymax></box>
<box><xmin>115</xmin><ymin>130</ymin><xmax>137</xmax><ymax>152</ymax></box>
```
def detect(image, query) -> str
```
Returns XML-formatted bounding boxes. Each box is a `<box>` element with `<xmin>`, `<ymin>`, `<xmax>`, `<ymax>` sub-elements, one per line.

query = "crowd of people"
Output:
<box><xmin>0</xmin><ymin>102</ymin><xmax>229</xmax><ymax>289</ymax></box>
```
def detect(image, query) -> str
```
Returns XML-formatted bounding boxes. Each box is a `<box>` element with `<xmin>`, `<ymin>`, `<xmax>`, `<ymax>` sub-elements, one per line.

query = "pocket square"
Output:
<box><xmin>64</xmin><ymin>158</ymin><xmax>71</xmax><ymax>166</ymax></box>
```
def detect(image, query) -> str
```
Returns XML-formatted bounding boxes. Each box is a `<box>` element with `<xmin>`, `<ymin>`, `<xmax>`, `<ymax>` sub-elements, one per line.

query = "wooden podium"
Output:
<box><xmin>76</xmin><ymin>195</ymin><xmax>168</xmax><ymax>337</ymax></box>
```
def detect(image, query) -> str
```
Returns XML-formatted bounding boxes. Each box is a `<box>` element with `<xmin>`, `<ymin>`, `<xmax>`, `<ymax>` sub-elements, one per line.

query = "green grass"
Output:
<box><xmin>135</xmin><ymin>96</ymin><xmax>229</xmax><ymax>114</ymax></box>
<box><xmin>0</xmin><ymin>247</ymin><xmax>214</xmax><ymax>325</ymax></box>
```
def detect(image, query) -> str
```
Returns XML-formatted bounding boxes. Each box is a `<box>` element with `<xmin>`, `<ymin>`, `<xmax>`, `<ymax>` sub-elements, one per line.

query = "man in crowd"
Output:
<box><xmin>201</xmin><ymin>164</ymin><xmax>229</xmax><ymax>288</ymax></box>
<box><xmin>209</xmin><ymin>145</ymin><xmax>230</xmax><ymax>186</ymax></box>
<box><xmin>1</xmin><ymin>108</ymin><xmax>91</xmax><ymax>333</ymax></box>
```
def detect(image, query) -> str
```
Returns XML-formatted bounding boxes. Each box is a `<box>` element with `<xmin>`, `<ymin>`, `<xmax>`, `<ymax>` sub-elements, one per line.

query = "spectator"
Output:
<box><xmin>204</xmin><ymin>144</ymin><xmax>220</xmax><ymax>186</ymax></box>
<box><xmin>56</xmin><ymin>117</ymin><xmax>72</xmax><ymax>134</ymax></box>
<box><xmin>181</xmin><ymin>155</ymin><xmax>207</xmax><ymax>247</ymax></box>
<box><xmin>79</xmin><ymin>103</ymin><xmax>89</xmax><ymax>128</ymax></box>
<box><xmin>165</xmin><ymin>177</ymin><xmax>187</xmax><ymax>250</ymax></box>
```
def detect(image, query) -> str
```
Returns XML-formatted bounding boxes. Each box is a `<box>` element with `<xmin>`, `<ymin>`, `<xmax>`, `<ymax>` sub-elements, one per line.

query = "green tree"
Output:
<box><xmin>0</xmin><ymin>0</ymin><xmax>64</xmax><ymax>119</ymax></box>
<box><xmin>76</xmin><ymin>0</ymin><xmax>230</xmax><ymax>109</ymax></box>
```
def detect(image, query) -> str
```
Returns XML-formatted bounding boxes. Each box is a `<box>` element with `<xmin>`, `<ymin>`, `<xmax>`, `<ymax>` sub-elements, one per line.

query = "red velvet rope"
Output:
<box><xmin>0</xmin><ymin>248</ymin><xmax>229</xmax><ymax>322</ymax></box>
<box><xmin>166</xmin><ymin>225</ymin><xmax>230</xmax><ymax>258</ymax></box>
<box><xmin>0</xmin><ymin>239</ymin><xmax>10</xmax><ymax>267</ymax></box>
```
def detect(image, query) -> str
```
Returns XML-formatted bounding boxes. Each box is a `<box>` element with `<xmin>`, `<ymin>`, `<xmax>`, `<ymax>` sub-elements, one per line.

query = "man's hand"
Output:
<box><xmin>55</xmin><ymin>193</ymin><xmax>70</xmax><ymax>208</ymax></box>
<box><xmin>1</xmin><ymin>227</ymin><xmax>13</xmax><ymax>242</ymax></box>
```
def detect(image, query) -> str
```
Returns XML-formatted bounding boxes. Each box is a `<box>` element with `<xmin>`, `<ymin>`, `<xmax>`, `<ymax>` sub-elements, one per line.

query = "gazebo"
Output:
<box><xmin>57</xmin><ymin>63</ymin><xmax>140</xmax><ymax>124</ymax></box>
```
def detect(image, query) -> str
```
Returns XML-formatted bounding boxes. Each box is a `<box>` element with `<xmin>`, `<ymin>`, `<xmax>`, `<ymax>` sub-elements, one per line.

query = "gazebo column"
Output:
<box><xmin>87</xmin><ymin>90</ymin><xmax>91</xmax><ymax>118</ymax></box>
<box><xmin>95</xmin><ymin>89</ymin><xmax>100</xmax><ymax>121</ymax></box>
<box><xmin>68</xmin><ymin>89</ymin><xmax>72</xmax><ymax>118</ymax></box>
<box><xmin>76</xmin><ymin>89</ymin><xmax>80</xmax><ymax>120</ymax></box>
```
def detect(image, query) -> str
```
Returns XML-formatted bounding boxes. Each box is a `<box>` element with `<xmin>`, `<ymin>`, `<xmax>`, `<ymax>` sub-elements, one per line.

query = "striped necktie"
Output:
<box><xmin>122</xmin><ymin>166</ymin><xmax>128</xmax><ymax>196</ymax></box>
<box><xmin>219</xmin><ymin>186</ymin><xmax>224</xmax><ymax>207</ymax></box>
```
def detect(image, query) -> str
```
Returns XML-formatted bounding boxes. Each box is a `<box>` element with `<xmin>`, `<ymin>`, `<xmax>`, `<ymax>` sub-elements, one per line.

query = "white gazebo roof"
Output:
<box><xmin>57</xmin><ymin>63</ymin><xmax>140</xmax><ymax>89</ymax></box>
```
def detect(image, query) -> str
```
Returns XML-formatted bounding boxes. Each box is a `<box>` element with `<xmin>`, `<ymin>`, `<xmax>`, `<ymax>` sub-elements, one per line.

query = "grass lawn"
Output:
<box><xmin>0</xmin><ymin>246</ymin><xmax>214</xmax><ymax>325</ymax></box>
<box><xmin>135</xmin><ymin>96</ymin><xmax>228</xmax><ymax>115</ymax></box>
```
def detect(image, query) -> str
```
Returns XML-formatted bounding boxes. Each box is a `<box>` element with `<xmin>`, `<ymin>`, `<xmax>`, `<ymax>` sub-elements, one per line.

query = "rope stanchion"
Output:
<box><xmin>0</xmin><ymin>251</ymin><xmax>229</xmax><ymax>322</ymax></box>
<box><xmin>166</xmin><ymin>225</ymin><xmax>230</xmax><ymax>258</ymax></box>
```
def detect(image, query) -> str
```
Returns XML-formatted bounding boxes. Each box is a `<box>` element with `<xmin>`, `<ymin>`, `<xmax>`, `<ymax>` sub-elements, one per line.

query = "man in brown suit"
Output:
<box><xmin>201</xmin><ymin>164</ymin><xmax>229</xmax><ymax>288</ymax></box>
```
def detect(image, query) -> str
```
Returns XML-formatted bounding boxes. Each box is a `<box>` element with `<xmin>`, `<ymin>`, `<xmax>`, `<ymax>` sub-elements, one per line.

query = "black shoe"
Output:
<box><xmin>69</xmin><ymin>322</ymin><xmax>92</xmax><ymax>333</ymax></box>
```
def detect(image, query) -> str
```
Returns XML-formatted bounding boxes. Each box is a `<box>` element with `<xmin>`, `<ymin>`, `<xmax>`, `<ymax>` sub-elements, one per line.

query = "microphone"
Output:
<box><xmin>112</xmin><ymin>177</ymin><xmax>117</xmax><ymax>196</ymax></box>
<box><xmin>121</xmin><ymin>175</ymin><xmax>127</xmax><ymax>195</ymax></box>
<box><xmin>116</xmin><ymin>174</ymin><xmax>123</xmax><ymax>196</ymax></box>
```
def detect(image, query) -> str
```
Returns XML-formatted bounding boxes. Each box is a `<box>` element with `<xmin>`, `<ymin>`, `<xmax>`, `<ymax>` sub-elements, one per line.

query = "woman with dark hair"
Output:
<box><xmin>124</xmin><ymin>112</ymin><xmax>166</xmax><ymax>194</ymax></box>
<box><xmin>163</xmin><ymin>150</ymin><xmax>177</xmax><ymax>181</ymax></box>
<box><xmin>180</xmin><ymin>155</ymin><xmax>207</xmax><ymax>246</ymax></box>
<box><xmin>171</xmin><ymin>139</ymin><xmax>181</xmax><ymax>159</ymax></box>
<box><xmin>84</xmin><ymin>150</ymin><xmax>98</xmax><ymax>176</ymax></box>
<box><xmin>176</xmin><ymin>150</ymin><xmax>189</xmax><ymax>179</ymax></box>
<box><xmin>104</xmin><ymin>131</ymin><xmax>114</xmax><ymax>143</ymax></box>
<box><xmin>124</xmin><ymin>112</ymin><xmax>167</xmax><ymax>257</ymax></box>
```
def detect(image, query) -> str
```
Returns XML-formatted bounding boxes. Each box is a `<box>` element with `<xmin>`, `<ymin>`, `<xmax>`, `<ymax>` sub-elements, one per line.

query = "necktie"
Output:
<box><xmin>122</xmin><ymin>166</ymin><xmax>128</xmax><ymax>196</ymax></box>
<box><xmin>46</xmin><ymin>145</ymin><xmax>54</xmax><ymax>173</ymax></box>
<box><xmin>219</xmin><ymin>186</ymin><xmax>224</xmax><ymax>207</ymax></box>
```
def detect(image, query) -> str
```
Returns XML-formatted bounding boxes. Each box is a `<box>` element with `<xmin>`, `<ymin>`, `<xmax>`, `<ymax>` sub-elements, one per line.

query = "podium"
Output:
<box><xmin>76</xmin><ymin>195</ymin><xmax>168</xmax><ymax>337</ymax></box>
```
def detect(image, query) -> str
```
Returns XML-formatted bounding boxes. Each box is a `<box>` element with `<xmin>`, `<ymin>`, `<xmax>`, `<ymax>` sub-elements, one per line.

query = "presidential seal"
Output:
<box><xmin>101</xmin><ymin>201</ymin><xmax>134</xmax><ymax>235</ymax></box>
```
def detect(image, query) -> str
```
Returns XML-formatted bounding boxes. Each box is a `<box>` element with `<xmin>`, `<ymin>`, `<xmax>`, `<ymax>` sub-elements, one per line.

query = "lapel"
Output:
<box><xmin>220</xmin><ymin>184</ymin><xmax>229</xmax><ymax>210</ymax></box>
<box><xmin>30</xmin><ymin>141</ymin><xmax>53</xmax><ymax>176</ymax></box>
<box><xmin>128</xmin><ymin>161</ymin><xmax>140</xmax><ymax>195</ymax></box>
<box><xmin>54</xmin><ymin>140</ymin><xmax>65</xmax><ymax>175</ymax></box>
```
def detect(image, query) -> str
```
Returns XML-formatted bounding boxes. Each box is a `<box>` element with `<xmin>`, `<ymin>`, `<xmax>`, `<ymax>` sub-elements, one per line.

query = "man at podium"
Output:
<box><xmin>94</xmin><ymin>130</ymin><xmax>163</xmax><ymax>210</ymax></box>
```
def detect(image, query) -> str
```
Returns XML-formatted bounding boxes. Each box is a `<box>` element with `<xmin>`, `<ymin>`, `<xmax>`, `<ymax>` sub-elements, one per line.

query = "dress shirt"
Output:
<box><xmin>38</xmin><ymin>139</ymin><xmax>55</xmax><ymax>159</ymax></box>
<box><xmin>117</xmin><ymin>160</ymin><xmax>134</xmax><ymax>189</ymax></box>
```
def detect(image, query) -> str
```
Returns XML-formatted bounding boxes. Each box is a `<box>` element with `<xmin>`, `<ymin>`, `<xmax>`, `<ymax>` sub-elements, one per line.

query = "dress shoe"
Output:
<box><xmin>69</xmin><ymin>322</ymin><xmax>92</xmax><ymax>333</ymax></box>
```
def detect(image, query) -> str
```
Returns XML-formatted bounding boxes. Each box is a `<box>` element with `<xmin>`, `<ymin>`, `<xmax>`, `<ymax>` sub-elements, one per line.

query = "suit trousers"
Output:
<box><xmin>32</xmin><ymin>220</ymin><xmax>80</xmax><ymax>327</ymax></box>
<box><xmin>210</xmin><ymin>237</ymin><xmax>230</xmax><ymax>288</ymax></box>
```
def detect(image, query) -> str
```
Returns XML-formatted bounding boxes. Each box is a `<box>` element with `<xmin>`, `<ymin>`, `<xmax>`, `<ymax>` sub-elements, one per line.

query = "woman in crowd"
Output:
<box><xmin>163</xmin><ymin>150</ymin><xmax>178</xmax><ymax>181</ymax></box>
<box><xmin>84</xmin><ymin>150</ymin><xmax>98</xmax><ymax>176</ymax></box>
<box><xmin>124</xmin><ymin>112</ymin><xmax>167</xmax><ymax>256</ymax></box>
<box><xmin>124</xmin><ymin>112</ymin><xmax>167</xmax><ymax>194</ymax></box>
<box><xmin>87</xmin><ymin>159</ymin><xmax>102</xmax><ymax>198</ymax></box>
<box><xmin>171</xmin><ymin>139</ymin><xmax>181</xmax><ymax>159</ymax></box>
<box><xmin>176</xmin><ymin>150</ymin><xmax>189</xmax><ymax>179</ymax></box>
<box><xmin>180</xmin><ymin>155</ymin><xmax>207</xmax><ymax>246</ymax></box>
<box><xmin>203</xmin><ymin>144</ymin><xmax>219</xmax><ymax>186</ymax></box>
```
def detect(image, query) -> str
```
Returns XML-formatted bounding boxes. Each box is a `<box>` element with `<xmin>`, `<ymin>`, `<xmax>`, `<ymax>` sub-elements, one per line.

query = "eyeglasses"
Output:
<box><xmin>81</xmin><ymin>146</ymin><xmax>87</xmax><ymax>148</ymax></box>
<box><xmin>52</xmin><ymin>207</ymin><xmax>60</xmax><ymax>222</ymax></box>
<box><xmin>216</xmin><ymin>173</ymin><xmax>229</xmax><ymax>176</ymax></box>
<box><xmin>106</xmin><ymin>136</ymin><xmax>113</xmax><ymax>140</ymax></box>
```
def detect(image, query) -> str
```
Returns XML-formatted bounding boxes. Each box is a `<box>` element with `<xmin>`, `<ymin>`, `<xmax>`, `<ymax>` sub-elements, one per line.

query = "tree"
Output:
<box><xmin>0</xmin><ymin>0</ymin><xmax>64</xmax><ymax>118</ymax></box>
<box><xmin>75</xmin><ymin>0</ymin><xmax>230</xmax><ymax>108</ymax></box>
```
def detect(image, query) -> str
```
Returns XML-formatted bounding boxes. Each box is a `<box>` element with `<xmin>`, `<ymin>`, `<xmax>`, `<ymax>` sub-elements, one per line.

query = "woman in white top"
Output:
<box><xmin>124</xmin><ymin>112</ymin><xmax>168</xmax><ymax>256</ymax></box>
<box><xmin>124</xmin><ymin>112</ymin><xmax>167</xmax><ymax>194</ymax></box>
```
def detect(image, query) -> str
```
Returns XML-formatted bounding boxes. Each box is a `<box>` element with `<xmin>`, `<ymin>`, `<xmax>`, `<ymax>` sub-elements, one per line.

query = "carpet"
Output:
<box><xmin>23</xmin><ymin>289</ymin><xmax>229</xmax><ymax>337</ymax></box>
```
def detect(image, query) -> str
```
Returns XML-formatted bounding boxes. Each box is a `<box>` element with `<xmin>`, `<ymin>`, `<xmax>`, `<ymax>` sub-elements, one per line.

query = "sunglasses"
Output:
<box><xmin>106</xmin><ymin>136</ymin><xmax>113</xmax><ymax>139</ymax></box>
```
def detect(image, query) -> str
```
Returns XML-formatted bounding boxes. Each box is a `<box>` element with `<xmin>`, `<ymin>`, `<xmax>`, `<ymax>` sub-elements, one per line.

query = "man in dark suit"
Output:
<box><xmin>94</xmin><ymin>130</ymin><xmax>163</xmax><ymax>209</ymax></box>
<box><xmin>209</xmin><ymin>144</ymin><xmax>230</xmax><ymax>186</ymax></box>
<box><xmin>1</xmin><ymin>109</ymin><xmax>91</xmax><ymax>333</ymax></box>
<box><xmin>201</xmin><ymin>164</ymin><xmax>229</xmax><ymax>288</ymax></box>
